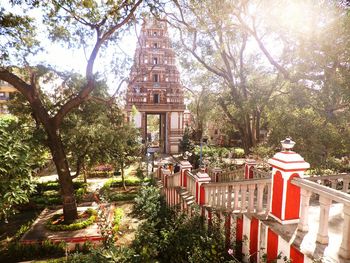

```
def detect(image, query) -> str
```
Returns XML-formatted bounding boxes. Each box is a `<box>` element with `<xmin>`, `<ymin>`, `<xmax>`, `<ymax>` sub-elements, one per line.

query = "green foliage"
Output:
<box><xmin>132</xmin><ymin>184</ymin><xmax>228</xmax><ymax>262</ymax></box>
<box><xmin>100</xmin><ymin>177</ymin><xmax>148</xmax><ymax>202</ymax></box>
<box><xmin>46</xmin><ymin>208</ymin><xmax>97</xmax><ymax>231</ymax></box>
<box><xmin>0</xmin><ymin>116</ymin><xmax>36</xmax><ymax>220</ymax></box>
<box><xmin>190</xmin><ymin>145</ymin><xmax>245</xmax><ymax>168</ymax></box>
<box><xmin>102</xmin><ymin>177</ymin><xmax>148</xmax><ymax>189</ymax></box>
<box><xmin>231</xmin><ymin>148</ymin><xmax>245</xmax><ymax>158</ymax></box>
<box><xmin>133</xmin><ymin>184</ymin><xmax>164</xmax><ymax>220</ymax></box>
<box><xmin>112</xmin><ymin>208</ymin><xmax>123</xmax><ymax>233</ymax></box>
<box><xmin>135</xmin><ymin>166</ymin><xmax>144</xmax><ymax>179</ymax></box>
<box><xmin>66</xmin><ymin>246</ymin><xmax>136</xmax><ymax>263</ymax></box>
<box><xmin>30</xmin><ymin>180</ymin><xmax>87</xmax><ymax>207</ymax></box>
<box><xmin>250</xmin><ymin>144</ymin><xmax>275</xmax><ymax>161</ymax></box>
<box><xmin>5</xmin><ymin>240</ymin><xmax>66</xmax><ymax>262</ymax></box>
<box><xmin>180</xmin><ymin>126</ymin><xmax>195</xmax><ymax>153</ymax></box>
<box><xmin>107</xmin><ymin>192</ymin><xmax>138</xmax><ymax>202</ymax></box>
<box><xmin>267</xmin><ymin>105</ymin><xmax>350</xmax><ymax>169</ymax></box>
<box><xmin>12</xmin><ymin>219</ymin><xmax>35</xmax><ymax>242</ymax></box>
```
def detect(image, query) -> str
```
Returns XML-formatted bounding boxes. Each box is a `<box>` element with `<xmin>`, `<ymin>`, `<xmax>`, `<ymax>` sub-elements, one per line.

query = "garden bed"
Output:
<box><xmin>46</xmin><ymin>208</ymin><xmax>97</xmax><ymax>231</ymax></box>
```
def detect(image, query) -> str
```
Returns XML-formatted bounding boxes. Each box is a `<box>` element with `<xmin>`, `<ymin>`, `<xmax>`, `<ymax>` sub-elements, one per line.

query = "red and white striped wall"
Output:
<box><xmin>239</xmin><ymin>214</ymin><xmax>307</xmax><ymax>263</ymax></box>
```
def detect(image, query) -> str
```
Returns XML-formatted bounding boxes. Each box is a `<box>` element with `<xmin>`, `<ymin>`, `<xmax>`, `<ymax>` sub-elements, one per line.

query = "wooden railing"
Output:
<box><xmin>292</xmin><ymin>177</ymin><xmax>350</xmax><ymax>258</ymax></box>
<box><xmin>203</xmin><ymin>178</ymin><xmax>271</xmax><ymax>214</ymax></box>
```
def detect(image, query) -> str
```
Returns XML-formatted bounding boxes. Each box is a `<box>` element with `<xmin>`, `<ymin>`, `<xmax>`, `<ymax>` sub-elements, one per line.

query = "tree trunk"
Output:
<box><xmin>255</xmin><ymin>110</ymin><xmax>261</xmax><ymax>144</ymax></box>
<box><xmin>47</xmin><ymin>128</ymin><xmax>78</xmax><ymax>223</ymax></box>
<box><xmin>121</xmin><ymin>165</ymin><xmax>126</xmax><ymax>191</ymax></box>
<box><xmin>83</xmin><ymin>164</ymin><xmax>87</xmax><ymax>184</ymax></box>
<box><xmin>239</xmin><ymin>118</ymin><xmax>255</xmax><ymax>155</ymax></box>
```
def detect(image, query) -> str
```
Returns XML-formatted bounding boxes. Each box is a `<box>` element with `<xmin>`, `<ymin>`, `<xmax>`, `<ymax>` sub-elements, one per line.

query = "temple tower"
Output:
<box><xmin>125</xmin><ymin>17</ymin><xmax>185</xmax><ymax>153</ymax></box>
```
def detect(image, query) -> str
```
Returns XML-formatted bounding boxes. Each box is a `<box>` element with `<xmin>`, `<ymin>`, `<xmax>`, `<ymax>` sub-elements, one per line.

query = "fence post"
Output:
<box><xmin>245</xmin><ymin>159</ymin><xmax>257</xmax><ymax>179</ymax></box>
<box><xmin>339</xmin><ymin>205</ymin><xmax>350</xmax><ymax>259</ymax></box>
<box><xmin>196</xmin><ymin>169</ymin><xmax>211</xmax><ymax>205</ymax></box>
<box><xmin>180</xmin><ymin>160</ymin><xmax>192</xmax><ymax>187</ymax></box>
<box><xmin>212</xmin><ymin>167</ymin><xmax>223</xmax><ymax>182</ymax></box>
<box><xmin>268</xmin><ymin>138</ymin><xmax>310</xmax><ymax>224</ymax></box>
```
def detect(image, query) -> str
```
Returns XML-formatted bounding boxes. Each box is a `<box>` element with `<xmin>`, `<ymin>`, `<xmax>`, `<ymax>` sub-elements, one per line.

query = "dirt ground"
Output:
<box><xmin>114</xmin><ymin>201</ymin><xmax>142</xmax><ymax>247</ymax></box>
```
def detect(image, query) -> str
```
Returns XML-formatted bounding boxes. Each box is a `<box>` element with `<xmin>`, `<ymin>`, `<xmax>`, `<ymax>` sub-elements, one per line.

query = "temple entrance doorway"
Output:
<box><xmin>146</xmin><ymin>113</ymin><xmax>166</xmax><ymax>153</ymax></box>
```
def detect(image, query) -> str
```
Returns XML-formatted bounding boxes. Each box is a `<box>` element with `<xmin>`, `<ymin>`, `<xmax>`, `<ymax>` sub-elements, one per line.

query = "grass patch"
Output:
<box><xmin>46</xmin><ymin>208</ymin><xmax>97</xmax><ymax>231</ymax></box>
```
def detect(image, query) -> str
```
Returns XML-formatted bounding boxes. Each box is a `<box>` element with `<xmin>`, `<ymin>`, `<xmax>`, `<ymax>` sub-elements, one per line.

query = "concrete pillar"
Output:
<box><xmin>339</xmin><ymin>205</ymin><xmax>350</xmax><ymax>259</ymax></box>
<box><xmin>316</xmin><ymin>196</ymin><xmax>332</xmax><ymax>244</ymax></box>
<box><xmin>298</xmin><ymin>188</ymin><xmax>312</xmax><ymax>232</ymax></box>
<box><xmin>245</xmin><ymin>159</ymin><xmax>257</xmax><ymax>179</ymax></box>
<box><xmin>180</xmin><ymin>160</ymin><xmax>192</xmax><ymax>187</ymax></box>
<box><xmin>268</xmin><ymin>147</ymin><xmax>310</xmax><ymax>224</ymax></box>
<box><xmin>212</xmin><ymin>167</ymin><xmax>223</xmax><ymax>182</ymax></box>
<box><xmin>196</xmin><ymin>169</ymin><xmax>211</xmax><ymax>205</ymax></box>
<box><xmin>256</xmin><ymin>184</ymin><xmax>265</xmax><ymax>213</ymax></box>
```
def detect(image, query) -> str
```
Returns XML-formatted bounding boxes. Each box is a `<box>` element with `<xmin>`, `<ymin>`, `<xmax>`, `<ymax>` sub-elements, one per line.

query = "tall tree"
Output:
<box><xmin>0</xmin><ymin>0</ymin><xmax>145</xmax><ymax>223</ymax></box>
<box><xmin>165</xmin><ymin>0</ymin><xmax>287</xmax><ymax>153</ymax></box>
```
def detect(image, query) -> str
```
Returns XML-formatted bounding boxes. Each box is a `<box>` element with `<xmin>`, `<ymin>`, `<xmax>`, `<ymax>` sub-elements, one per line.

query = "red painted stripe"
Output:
<box><xmin>267</xmin><ymin>228</ymin><xmax>278</xmax><ymax>262</ymax></box>
<box><xmin>270</xmin><ymin>165</ymin><xmax>307</xmax><ymax>172</ymax></box>
<box><xmin>290</xmin><ymin>245</ymin><xmax>304</xmax><ymax>263</ymax></box>
<box><xmin>285</xmin><ymin>174</ymin><xmax>301</xmax><ymax>220</ymax></box>
<box><xmin>236</xmin><ymin>215</ymin><xmax>243</xmax><ymax>242</ymax></box>
<box><xmin>249</xmin><ymin>167</ymin><xmax>254</xmax><ymax>179</ymax></box>
<box><xmin>225</xmin><ymin>214</ymin><xmax>231</xmax><ymax>248</ymax></box>
<box><xmin>249</xmin><ymin>217</ymin><xmax>259</xmax><ymax>263</ymax></box>
<box><xmin>280</xmin><ymin>151</ymin><xmax>296</xmax><ymax>154</ymax></box>
<box><xmin>200</xmin><ymin>184</ymin><xmax>206</xmax><ymax>205</ymax></box>
<box><xmin>271</xmin><ymin>171</ymin><xmax>283</xmax><ymax>219</ymax></box>
<box><xmin>271</xmin><ymin>157</ymin><xmax>306</xmax><ymax>164</ymax></box>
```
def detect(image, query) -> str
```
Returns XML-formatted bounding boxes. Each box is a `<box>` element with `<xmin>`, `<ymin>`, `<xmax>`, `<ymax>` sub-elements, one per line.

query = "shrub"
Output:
<box><xmin>31</xmin><ymin>181</ymin><xmax>87</xmax><ymax>207</ymax></box>
<box><xmin>112</xmin><ymin>208</ymin><xmax>123</xmax><ymax>233</ymax></box>
<box><xmin>13</xmin><ymin>220</ymin><xmax>35</xmax><ymax>241</ymax></box>
<box><xmin>66</xmin><ymin>247</ymin><xmax>136</xmax><ymax>263</ymax></box>
<box><xmin>135</xmin><ymin>166</ymin><xmax>144</xmax><ymax>179</ymax></box>
<box><xmin>250</xmin><ymin>144</ymin><xmax>274</xmax><ymax>160</ymax></box>
<box><xmin>232</xmin><ymin>148</ymin><xmax>245</xmax><ymax>158</ymax></box>
<box><xmin>133</xmin><ymin>184</ymin><xmax>163</xmax><ymax>220</ymax></box>
<box><xmin>46</xmin><ymin>208</ymin><xmax>97</xmax><ymax>231</ymax></box>
<box><xmin>108</xmin><ymin>192</ymin><xmax>137</xmax><ymax>202</ymax></box>
<box><xmin>132</xmin><ymin>184</ymin><xmax>228</xmax><ymax>262</ymax></box>
<box><xmin>5</xmin><ymin>240</ymin><xmax>66</xmax><ymax>262</ymax></box>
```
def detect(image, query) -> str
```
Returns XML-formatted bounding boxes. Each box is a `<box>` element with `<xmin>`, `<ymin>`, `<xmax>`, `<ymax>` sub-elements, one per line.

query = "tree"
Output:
<box><xmin>0</xmin><ymin>116</ymin><xmax>37</xmax><ymax>221</ymax></box>
<box><xmin>165</xmin><ymin>0</ymin><xmax>350</xmax><ymax>157</ymax></box>
<box><xmin>182</xmin><ymin>73</ymin><xmax>217</xmax><ymax>143</ymax></box>
<box><xmin>0</xmin><ymin>0</ymin><xmax>145</xmax><ymax>223</ymax></box>
<box><xmin>103</xmin><ymin>106</ymin><xmax>142</xmax><ymax>190</ymax></box>
<box><xmin>165</xmin><ymin>0</ymin><xmax>287</xmax><ymax>154</ymax></box>
<box><xmin>259</xmin><ymin>1</ymin><xmax>350</xmax><ymax>167</ymax></box>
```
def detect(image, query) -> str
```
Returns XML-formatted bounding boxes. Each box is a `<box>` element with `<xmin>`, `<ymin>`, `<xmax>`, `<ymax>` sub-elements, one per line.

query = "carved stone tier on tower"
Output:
<box><xmin>125</xmin><ymin>16</ymin><xmax>185</xmax><ymax>153</ymax></box>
